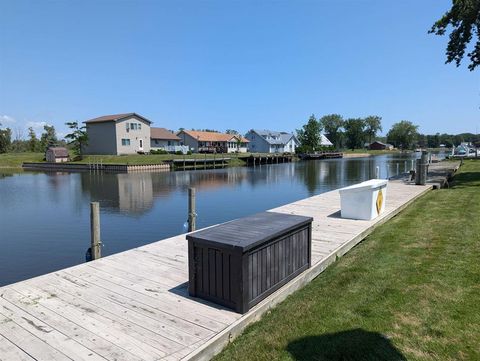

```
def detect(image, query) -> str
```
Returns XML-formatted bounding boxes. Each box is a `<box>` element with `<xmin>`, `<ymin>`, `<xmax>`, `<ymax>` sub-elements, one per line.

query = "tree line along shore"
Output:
<box><xmin>1</xmin><ymin>113</ymin><xmax>476</xmax><ymax>169</ymax></box>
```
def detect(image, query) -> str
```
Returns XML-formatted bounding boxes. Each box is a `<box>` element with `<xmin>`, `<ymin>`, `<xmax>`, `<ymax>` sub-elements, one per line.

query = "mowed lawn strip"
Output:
<box><xmin>0</xmin><ymin>152</ymin><xmax>44</xmax><ymax>167</ymax></box>
<box><xmin>214</xmin><ymin>160</ymin><xmax>480</xmax><ymax>361</ymax></box>
<box><xmin>0</xmin><ymin>152</ymin><xmax>275</xmax><ymax>168</ymax></box>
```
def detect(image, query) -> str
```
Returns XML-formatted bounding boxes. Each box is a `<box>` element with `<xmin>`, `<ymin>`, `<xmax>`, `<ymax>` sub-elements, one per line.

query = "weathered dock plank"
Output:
<box><xmin>9</xmin><ymin>284</ymin><xmax>169</xmax><ymax>361</ymax></box>
<box><xmin>1</xmin><ymin>162</ymin><xmax>459</xmax><ymax>360</ymax></box>
<box><xmin>0</xmin><ymin>298</ymin><xmax>106</xmax><ymax>361</ymax></box>
<box><xmin>0</xmin><ymin>308</ymin><xmax>72</xmax><ymax>361</ymax></box>
<box><xmin>0</xmin><ymin>334</ymin><xmax>36</xmax><ymax>361</ymax></box>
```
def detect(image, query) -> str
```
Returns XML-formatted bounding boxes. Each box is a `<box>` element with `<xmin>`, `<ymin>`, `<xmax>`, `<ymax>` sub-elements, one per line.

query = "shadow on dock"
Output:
<box><xmin>168</xmin><ymin>281</ymin><xmax>235</xmax><ymax>312</ymax></box>
<box><xmin>286</xmin><ymin>329</ymin><xmax>406</xmax><ymax>361</ymax></box>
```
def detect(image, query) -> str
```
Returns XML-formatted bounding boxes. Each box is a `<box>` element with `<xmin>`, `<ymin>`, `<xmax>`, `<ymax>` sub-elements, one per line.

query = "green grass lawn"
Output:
<box><xmin>77</xmin><ymin>153</ymin><xmax>256</xmax><ymax>165</ymax></box>
<box><xmin>343</xmin><ymin>149</ymin><xmax>401</xmax><ymax>155</ymax></box>
<box><xmin>215</xmin><ymin>160</ymin><xmax>480</xmax><ymax>361</ymax></box>
<box><xmin>0</xmin><ymin>152</ymin><xmax>292</xmax><ymax>168</ymax></box>
<box><xmin>0</xmin><ymin>152</ymin><xmax>44</xmax><ymax>168</ymax></box>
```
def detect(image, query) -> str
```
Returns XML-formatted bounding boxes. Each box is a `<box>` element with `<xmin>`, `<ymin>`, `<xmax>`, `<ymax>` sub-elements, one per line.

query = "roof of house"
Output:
<box><xmin>84</xmin><ymin>113</ymin><xmax>152</xmax><ymax>124</ymax></box>
<box><xmin>180</xmin><ymin>130</ymin><xmax>249</xmax><ymax>143</ymax></box>
<box><xmin>46</xmin><ymin>147</ymin><xmax>69</xmax><ymax>157</ymax></box>
<box><xmin>150</xmin><ymin>127</ymin><xmax>180</xmax><ymax>141</ymax></box>
<box><xmin>320</xmin><ymin>134</ymin><xmax>333</xmax><ymax>146</ymax></box>
<box><xmin>369</xmin><ymin>141</ymin><xmax>393</xmax><ymax>147</ymax></box>
<box><xmin>370</xmin><ymin>140</ymin><xmax>387</xmax><ymax>146</ymax></box>
<box><xmin>251</xmin><ymin>129</ymin><xmax>296</xmax><ymax>145</ymax></box>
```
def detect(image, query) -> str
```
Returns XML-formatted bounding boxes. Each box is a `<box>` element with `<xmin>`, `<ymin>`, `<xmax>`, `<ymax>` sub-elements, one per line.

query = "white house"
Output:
<box><xmin>245</xmin><ymin>130</ymin><xmax>299</xmax><ymax>153</ymax></box>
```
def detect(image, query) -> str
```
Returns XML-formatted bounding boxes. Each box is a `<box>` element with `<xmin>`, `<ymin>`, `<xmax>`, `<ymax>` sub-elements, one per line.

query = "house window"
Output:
<box><xmin>155</xmin><ymin>140</ymin><xmax>159</xmax><ymax>145</ymax></box>
<box><xmin>125</xmin><ymin>123</ymin><xmax>129</xmax><ymax>131</ymax></box>
<box><xmin>121</xmin><ymin>139</ymin><xmax>131</xmax><ymax>146</ymax></box>
<box><xmin>130</xmin><ymin>123</ymin><xmax>138</xmax><ymax>130</ymax></box>
<box><xmin>138</xmin><ymin>123</ymin><xmax>142</xmax><ymax>130</ymax></box>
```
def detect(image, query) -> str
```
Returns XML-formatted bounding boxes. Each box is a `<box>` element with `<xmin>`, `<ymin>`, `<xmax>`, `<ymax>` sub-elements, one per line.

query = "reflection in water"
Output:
<box><xmin>0</xmin><ymin>153</ymin><xmax>428</xmax><ymax>286</ymax></box>
<box><xmin>81</xmin><ymin>173</ymin><xmax>154</xmax><ymax>215</ymax></box>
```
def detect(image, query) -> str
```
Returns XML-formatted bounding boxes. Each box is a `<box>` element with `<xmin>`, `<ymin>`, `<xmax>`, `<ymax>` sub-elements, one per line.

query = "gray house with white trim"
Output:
<box><xmin>245</xmin><ymin>129</ymin><xmax>299</xmax><ymax>153</ymax></box>
<box><xmin>83</xmin><ymin>113</ymin><xmax>152</xmax><ymax>155</ymax></box>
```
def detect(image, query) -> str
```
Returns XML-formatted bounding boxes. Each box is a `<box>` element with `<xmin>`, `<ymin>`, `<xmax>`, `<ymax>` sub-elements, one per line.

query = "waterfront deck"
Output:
<box><xmin>0</xmin><ymin>163</ymin><xmax>459</xmax><ymax>360</ymax></box>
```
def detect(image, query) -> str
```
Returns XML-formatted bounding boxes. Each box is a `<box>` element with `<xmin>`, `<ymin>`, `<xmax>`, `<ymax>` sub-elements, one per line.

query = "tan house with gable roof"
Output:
<box><xmin>83</xmin><ymin>113</ymin><xmax>152</xmax><ymax>155</ymax></box>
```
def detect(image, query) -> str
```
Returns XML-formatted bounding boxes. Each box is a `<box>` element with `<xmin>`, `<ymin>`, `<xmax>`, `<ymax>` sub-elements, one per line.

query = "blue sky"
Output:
<box><xmin>0</xmin><ymin>0</ymin><xmax>479</xmax><ymax>138</ymax></box>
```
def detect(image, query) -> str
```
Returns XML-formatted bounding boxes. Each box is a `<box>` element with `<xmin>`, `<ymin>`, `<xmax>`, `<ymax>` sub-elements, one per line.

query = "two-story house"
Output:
<box><xmin>83</xmin><ymin>113</ymin><xmax>152</xmax><ymax>155</ymax></box>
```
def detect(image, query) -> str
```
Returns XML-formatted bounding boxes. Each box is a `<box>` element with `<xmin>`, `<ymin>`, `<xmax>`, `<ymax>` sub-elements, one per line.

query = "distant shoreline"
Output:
<box><xmin>343</xmin><ymin>153</ymin><xmax>372</xmax><ymax>158</ymax></box>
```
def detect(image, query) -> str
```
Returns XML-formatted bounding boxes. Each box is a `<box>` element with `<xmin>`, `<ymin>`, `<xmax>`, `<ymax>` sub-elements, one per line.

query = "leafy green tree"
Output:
<box><xmin>417</xmin><ymin>133</ymin><xmax>427</xmax><ymax>148</ymax></box>
<box><xmin>387</xmin><ymin>120</ymin><xmax>419</xmax><ymax>150</ymax></box>
<box><xmin>429</xmin><ymin>1</ymin><xmax>480</xmax><ymax>70</ymax></box>
<box><xmin>0</xmin><ymin>124</ymin><xmax>12</xmax><ymax>153</ymax></box>
<box><xmin>426</xmin><ymin>133</ymin><xmax>441</xmax><ymax>148</ymax></box>
<box><xmin>40</xmin><ymin>125</ymin><xmax>57</xmax><ymax>151</ymax></box>
<box><xmin>296</xmin><ymin>114</ymin><xmax>323</xmax><ymax>153</ymax></box>
<box><xmin>27</xmin><ymin>127</ymin><xmax>39</xmax><ymax>152</ymax></box>
<box><xmin>225</xmin><ymin>129</ymin><xmax>239</xmax><ymax>135</ymax></box>
<box><xmin>439</xmin><ymin>133</ymin><xmax>454</xmax><ymax>147</ymax></box>
<box><xmin>65</xmin><ymin>121</ymin><xmax>88</xmax><ymax>156</ymax></box>
<box><xmin>364</xmin><ymin>115</ymin><xmax>383</xmax><ymax>143</ymax></box>
<box><xmin>319</xmin><ymin>114</ymin><xmax>344</xmax><ymax>149</ymax></box>
<box><xmin>343</xmin><ymin>118</ymin><xmax>366</xmax><ymax>150</ymax></box>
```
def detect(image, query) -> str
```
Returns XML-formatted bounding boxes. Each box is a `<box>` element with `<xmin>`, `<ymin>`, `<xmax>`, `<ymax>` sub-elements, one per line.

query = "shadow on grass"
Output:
<box><xmin>286</xmin><ymin>328</ymin><xmax>406</xmax><ymax>361</ymax></box>
<box><xmin>451</xmin><ymin>171</ymin><xmax>480</xmax><ymax>188</ymax></box>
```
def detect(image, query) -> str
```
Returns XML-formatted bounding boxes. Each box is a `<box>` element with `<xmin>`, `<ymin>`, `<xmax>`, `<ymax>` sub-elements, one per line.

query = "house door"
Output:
<box><xmin>139</xmin><ymin>139</ymin><xmax>143</xmax><ymax>151</ymax></box>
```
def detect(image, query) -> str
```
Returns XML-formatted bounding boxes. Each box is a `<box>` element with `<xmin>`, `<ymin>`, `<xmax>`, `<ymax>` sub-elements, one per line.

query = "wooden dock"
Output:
<box><xmin>245</xmin><ymin>154</ymin><xmax>294</xmax><ymax>166</ymax></box>
<box><xmin>0</xmin><ymin>163</ymin><xmax>459</xmax><ymax>361</ymax></box>
<box><xmin>169</xmin><ymin>157</ymin><xmax>231</xmax><ymax>171</ymax></box>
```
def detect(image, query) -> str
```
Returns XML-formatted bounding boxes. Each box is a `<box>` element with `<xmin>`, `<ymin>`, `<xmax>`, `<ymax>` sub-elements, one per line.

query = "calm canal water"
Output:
<box><xmin>0</xmin><ymin>153</ymin><xmax>436</xmax><ymax>287</ymax></box>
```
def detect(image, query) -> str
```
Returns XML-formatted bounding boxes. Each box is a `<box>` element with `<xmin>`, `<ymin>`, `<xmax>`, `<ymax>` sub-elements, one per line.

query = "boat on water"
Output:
<box><xmin>453</xmin><ymin>143</ymin><xmax>478</xmax><ymax>157</ymax></box>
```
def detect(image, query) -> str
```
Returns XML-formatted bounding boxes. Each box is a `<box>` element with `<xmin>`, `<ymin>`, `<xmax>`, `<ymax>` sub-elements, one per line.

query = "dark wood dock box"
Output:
<box><xmin>187</xmin><ymin>212</ymin><xmax>313</xmax><ymax>313</ymax></box>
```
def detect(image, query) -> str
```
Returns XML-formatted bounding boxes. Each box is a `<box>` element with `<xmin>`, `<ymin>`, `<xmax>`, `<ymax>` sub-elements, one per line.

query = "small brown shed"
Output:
<box><xmin>368</xmin><ymin>141</ymin><xmax>394</xmax><ymax>151</ymax></box>
<box><xmin>45</xmin><ymin>147</ymin><xmax>69</xmax><ymax>163</ymax></box>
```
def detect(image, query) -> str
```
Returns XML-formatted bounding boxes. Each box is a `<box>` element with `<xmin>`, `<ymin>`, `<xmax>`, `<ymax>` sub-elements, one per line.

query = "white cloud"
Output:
<box><xmin>25</xmin><ymin>121</ymin><xmax>47</xmax><ymax>137</ymax></box>
<box><xmin>0</xmin><ymin>115</ymin><xmax>16</xmax><ymax>125</ymax></box>
<box><xmin>26</xmin><ymin>121</ymin><xmax>47</xmax><ymax>130</ymax></box>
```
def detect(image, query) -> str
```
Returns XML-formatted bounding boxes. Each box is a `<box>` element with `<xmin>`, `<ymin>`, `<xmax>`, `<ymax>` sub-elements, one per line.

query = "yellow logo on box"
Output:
<box><xmin>376</xmin><ymin>189</ymin><xmax>383</xmax><ymax>214</ymax></box>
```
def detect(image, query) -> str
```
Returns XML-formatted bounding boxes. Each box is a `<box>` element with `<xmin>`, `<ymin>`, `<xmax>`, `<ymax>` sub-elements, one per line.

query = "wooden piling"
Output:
<box><xmin>188</xmin><ymin>187</ymin><xmax>196</xmax><ymax>232</ymax></box>
<box><xmin>90</xmin><ymin>202</ymin><xmax>101</xmax><ymax>260</ymax></box>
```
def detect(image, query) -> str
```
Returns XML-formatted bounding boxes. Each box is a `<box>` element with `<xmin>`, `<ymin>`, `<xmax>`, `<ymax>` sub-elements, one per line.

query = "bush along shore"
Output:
<box><xmin>214</xmin><ymin>159</ymin><xmax>480</xmax><ymax>361</ymax></box>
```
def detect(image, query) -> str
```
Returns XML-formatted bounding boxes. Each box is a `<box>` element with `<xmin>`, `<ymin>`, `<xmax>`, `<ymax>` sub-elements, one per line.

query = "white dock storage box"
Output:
<box><xmin>338</xmin><ymin>179</ymin><xmax>388</xmax><ymax>220</ymax></box>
